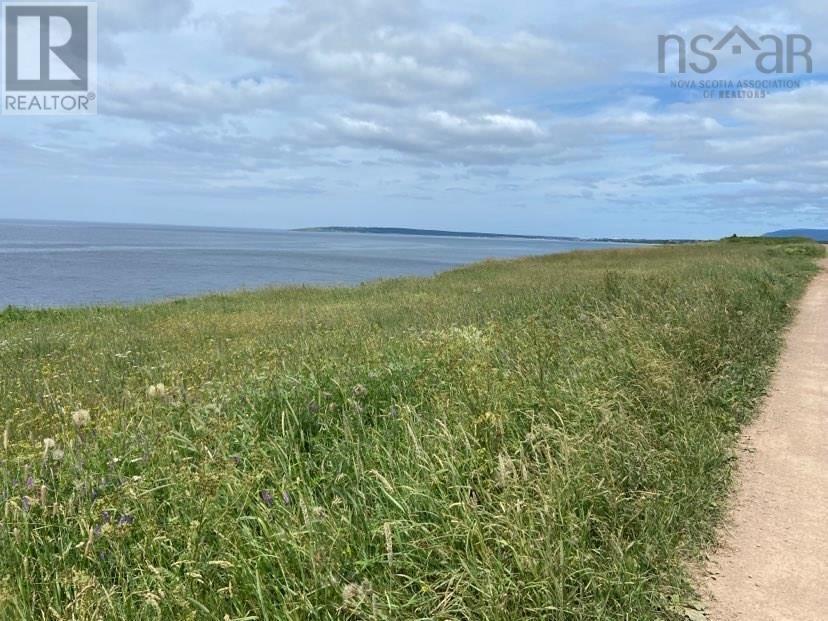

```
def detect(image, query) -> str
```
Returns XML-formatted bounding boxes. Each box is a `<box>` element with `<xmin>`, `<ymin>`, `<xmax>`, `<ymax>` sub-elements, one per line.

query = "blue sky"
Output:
<box><xmin>1</xmin><ymin>0</ymin><xmax>826</xmax><ymax>238</ymax></box>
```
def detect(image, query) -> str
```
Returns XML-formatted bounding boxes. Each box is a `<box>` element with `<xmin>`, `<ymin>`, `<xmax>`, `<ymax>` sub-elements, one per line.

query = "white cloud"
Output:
<box><xmin>104</xmin><ymin>76</ymin><xmax>291</xmax><ymax>122</ymax></box>
<box><xmin>101</xmin><ymin>0</ymin><xmax>194</xmax><ymax>33</ymax></box>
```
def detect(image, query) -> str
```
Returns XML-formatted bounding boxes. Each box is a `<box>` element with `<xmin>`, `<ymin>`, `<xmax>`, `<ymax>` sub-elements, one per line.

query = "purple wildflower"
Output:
<box><xmin>21</xmin><ymin>496</ymin><xmax>30</xmax><ymax>512</ymax></box>
<box><xmin>25</xmin><ymin>476</ymin><xmax>34</xmax><ymax>489</ymax></box>
<box><xmin>117</xmin><ymin>514</ymin><xmax>134</xmax><ymax>527</ymax></box>
<box><xmin>260</xmin><ymin>490</ymin><xmax>274</xmax><ymax>507</ymax></box>
<box><xmin>282</xmin><ymin>490</ymin><xmax>292</xmax><ymax>506</ymax></box>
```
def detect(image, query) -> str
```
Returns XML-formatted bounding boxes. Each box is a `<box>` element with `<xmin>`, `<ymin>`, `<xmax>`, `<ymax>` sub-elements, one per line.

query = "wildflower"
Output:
<box><xmin>259</xmin><ymin>490</ymin><xmax>274</xmax><ymax>507</ymax></box>
<box><xmin>118</xmin><ymin>514</ymin><xmax>135</xmax><ymax>527</ymax></box>
<box><xmin>282</xmin><ymin>490</ymin><xmax>292</xmax><ymax>506</ymax></box>
<box><xmin>101</xmin><ymin>510</ymin><xmax>111</xmax><ymax>524</ymax></box>
<box><xmin>51</xmin><ymin>449</ymin><xmax>65</xmax><ymax>462</ymax></box>
<box><xmin>71</xmin><ymin>409</ymin><xmax>91</xmax><ymax>428</ymax></box>
<box><xmin>21</xmin><ymin>496</ymin><xmax>30</xmax><ymax>513</ymax></box>
<box><xmin>25</xmin><ymin>476</ymin><xmax>34</xmax><ymax>489</ymax></box>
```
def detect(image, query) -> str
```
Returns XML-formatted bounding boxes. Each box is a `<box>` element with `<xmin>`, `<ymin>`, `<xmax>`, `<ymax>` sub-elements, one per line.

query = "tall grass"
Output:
<box><xmin>0</xmin><ymin>239</ymin><xmax>823</xmax><ymax>620</ymax></box>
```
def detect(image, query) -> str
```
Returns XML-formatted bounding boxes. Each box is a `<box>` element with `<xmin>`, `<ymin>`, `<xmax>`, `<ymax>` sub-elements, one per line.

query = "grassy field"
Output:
<box><xmin>0</xmin><ymin>238</ymin><xmax>823</xmax><ymax>620</ymax></box>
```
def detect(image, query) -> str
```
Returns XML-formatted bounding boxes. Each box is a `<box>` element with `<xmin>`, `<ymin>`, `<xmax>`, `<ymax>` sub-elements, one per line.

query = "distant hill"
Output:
<box><xmin>298</xmin><ymin>226</ymin><xmax>572</xmax><ymax>241</ymax></box>
<box><xmin>765</xmin><ymin>229</ymin><xmax>828</xmax><ymax>242</ymax></box>
<box><xmin>296</xmin><ymin>226</ymin><xmax>698</xmax><ymax>245</ymax></box>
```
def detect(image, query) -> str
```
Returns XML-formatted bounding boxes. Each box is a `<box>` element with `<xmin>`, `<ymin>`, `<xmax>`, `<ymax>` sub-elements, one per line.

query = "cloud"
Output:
<box><xmin>103</xmin><ymin>76</ymin><xmax>291</xmax><ymax>123</ymax></box>
<box><xmin>101</xmin><ymin>0</ymin><xmax>194</xmax><ymax>33</ymax></box>
<box><xmin>214</xmin><ymin>0</ymin><xmax>574</xmax><ymax>104</ymax></box>
<box><xmin>315</xmin><ymin>107</ymin><xmax>554</xmax><ymax>165</ymax></box>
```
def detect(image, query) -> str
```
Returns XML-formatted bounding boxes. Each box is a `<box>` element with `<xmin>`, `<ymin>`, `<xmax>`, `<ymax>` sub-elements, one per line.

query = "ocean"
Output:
<box><xmin>0</xmin><ymin>220</ymin><xmax>626</xmax><ymax>308</ymax></box>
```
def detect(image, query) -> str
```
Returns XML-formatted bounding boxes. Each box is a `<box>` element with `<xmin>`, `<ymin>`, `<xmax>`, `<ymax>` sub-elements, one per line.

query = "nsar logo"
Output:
<box><xmin>658</xmin><ymin>26</ymin><xmax>812</xmax><ymax>75</ymax></box>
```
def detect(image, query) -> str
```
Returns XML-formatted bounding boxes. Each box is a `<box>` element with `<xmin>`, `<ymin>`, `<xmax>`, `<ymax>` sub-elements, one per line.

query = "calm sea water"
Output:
<box><xmin>0</xmin><ymin>220</ymin><xmax>625</xmax><ymax>308</ymax></box>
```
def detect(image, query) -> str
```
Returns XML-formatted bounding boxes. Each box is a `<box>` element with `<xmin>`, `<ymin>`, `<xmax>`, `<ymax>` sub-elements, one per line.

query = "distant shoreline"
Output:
<box><xmin>295</xmin><ymin>226</ymin><xmax>700</xmax><ymax>245</ymax></box>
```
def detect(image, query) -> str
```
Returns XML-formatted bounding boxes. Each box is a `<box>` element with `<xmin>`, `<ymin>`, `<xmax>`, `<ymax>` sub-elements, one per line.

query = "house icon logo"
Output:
<box><xmin>713</xmin><ymin>26</ymin><xmax>760</xmax><ymax>56</ymax></box>
<box><xmin>658</xmin><ymin>26</ymin><xmax>813</xmax><ymax>75</ymax></box>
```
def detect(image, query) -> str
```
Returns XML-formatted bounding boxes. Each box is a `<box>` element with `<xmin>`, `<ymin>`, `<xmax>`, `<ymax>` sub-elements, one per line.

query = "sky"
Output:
<box><xmin>0</xmin><ymin>0</ymin><xmax>826</xmax><ymax>239</ymax></box>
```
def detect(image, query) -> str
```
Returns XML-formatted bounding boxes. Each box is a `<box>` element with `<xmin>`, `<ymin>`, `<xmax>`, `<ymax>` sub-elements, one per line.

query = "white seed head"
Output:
<box><xmin>71</xmin><ymin>409</ymin><xmax>91</xmax><ymax>428</ymax></box>
<box><xmin>147</xmin><ymin>383</ymin><xmax>167</xmax><ymax>399</ymax></box>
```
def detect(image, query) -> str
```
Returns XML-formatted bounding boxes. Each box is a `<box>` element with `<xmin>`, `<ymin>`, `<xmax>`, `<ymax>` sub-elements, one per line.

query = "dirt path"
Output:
<box><xmin>703</xmin><ymin>258</ymin><xmax>828</xmax><ymax>621</ymax></box>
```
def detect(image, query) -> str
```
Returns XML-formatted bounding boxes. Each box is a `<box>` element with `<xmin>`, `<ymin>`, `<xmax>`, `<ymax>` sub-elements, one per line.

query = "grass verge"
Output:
<box><xmin>0</xmin><ymin>238</ymin><xmax>823</xmax><ymax>620</ymax></box>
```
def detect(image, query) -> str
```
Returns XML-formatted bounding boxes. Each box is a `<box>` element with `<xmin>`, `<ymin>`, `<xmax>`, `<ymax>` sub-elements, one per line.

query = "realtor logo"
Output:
<box><xmin>2</xmin><ymin>2</ymin><xmax>97</xmax><ymax>115</ymax></box>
